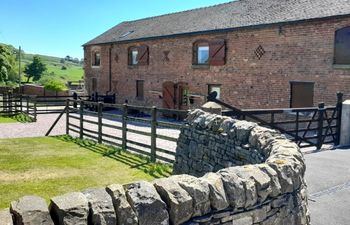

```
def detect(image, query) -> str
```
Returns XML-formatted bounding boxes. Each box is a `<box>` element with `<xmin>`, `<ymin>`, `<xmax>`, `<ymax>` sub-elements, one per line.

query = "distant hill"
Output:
<box><xmin>1</xmin><ymin>43</ymin><xmax>84</xmax><ymax>82</ymax></box>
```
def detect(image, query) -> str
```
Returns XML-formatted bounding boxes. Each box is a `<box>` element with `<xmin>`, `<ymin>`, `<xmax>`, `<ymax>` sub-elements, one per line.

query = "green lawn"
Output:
<box><xmin>0</xmin><ymin>136</ymin><xmax>171</xmax><ymax>209</ymax></box>
<box><xmin>0</xmin><ymin>116</ymin><xmax>17</xmax><ymax>123</ymax></box>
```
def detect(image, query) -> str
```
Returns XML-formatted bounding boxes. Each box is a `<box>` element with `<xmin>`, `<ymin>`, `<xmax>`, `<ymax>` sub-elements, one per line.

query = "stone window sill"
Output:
<box><xmin>333</xmin><ymin>64</ymin><xmax>350</xmax><ymax>70</ymax></box>
<box><xmin>192</xmin><ymin>64</ymin><xmax>210</xmax><ymax>69</ymax></box>
<box><xmin>91</xmin><ymin>65</ymin><xmax>100</xmax><ymax>69</ymax></box>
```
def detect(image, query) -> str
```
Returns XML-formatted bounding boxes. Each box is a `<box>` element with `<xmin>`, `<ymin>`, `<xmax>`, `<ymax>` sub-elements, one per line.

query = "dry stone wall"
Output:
<box><xmin>1</xmin><ymin>110</ymin><xmax>310</xmax><ymax>225</ymax></box>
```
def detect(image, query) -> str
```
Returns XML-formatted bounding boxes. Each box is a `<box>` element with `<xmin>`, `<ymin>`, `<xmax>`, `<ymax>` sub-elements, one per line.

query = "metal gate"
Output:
<box><xmin>208</xmin><ymin>92</ymin><xmax>343</xmax><ymax>150</ymax></box>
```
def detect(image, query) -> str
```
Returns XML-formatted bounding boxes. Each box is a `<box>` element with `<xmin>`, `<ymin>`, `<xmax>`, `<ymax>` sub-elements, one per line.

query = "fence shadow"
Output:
<box><xmin>54</xmin><ymin>135</ymin><xmax>172</xmax><ymax>179</ymax></box>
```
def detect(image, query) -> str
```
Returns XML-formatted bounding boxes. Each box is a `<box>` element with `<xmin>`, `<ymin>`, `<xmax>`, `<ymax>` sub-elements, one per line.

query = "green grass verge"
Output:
<box><xmin>0</xmin><ymin>116</ymin><xmax>17</xmax><ymax>123</ymax></box>
<box><xmin>0</xmin><ymin>136</ymin><xmax>172</xmax><ymax>208</ymax></box>
<box><xmin>0</xmin><ymin>114</ymin><xmax>34</xmax><ymax>123</ymax></box>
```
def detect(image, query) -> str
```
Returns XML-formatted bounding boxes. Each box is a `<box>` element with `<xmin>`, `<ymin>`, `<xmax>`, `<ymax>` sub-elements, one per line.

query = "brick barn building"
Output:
<box><xmin>83</xmin><ymin>0</ymin><xmax>350</xmax><ymax>110</ymax></box>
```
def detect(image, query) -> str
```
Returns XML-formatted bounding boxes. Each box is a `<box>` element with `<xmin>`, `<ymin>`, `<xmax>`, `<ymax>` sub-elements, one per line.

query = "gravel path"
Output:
<box><xmin>0</xmin><ymin>112</ymin><xmax>180</xmax><ymax>161</ymax></box>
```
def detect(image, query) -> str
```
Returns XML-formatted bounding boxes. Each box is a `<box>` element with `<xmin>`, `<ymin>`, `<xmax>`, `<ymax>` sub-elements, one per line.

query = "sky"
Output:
<box><xmin>0</xmin><ymin>0</ymin><xmax>231</xmax><ymax>59</ymax></box>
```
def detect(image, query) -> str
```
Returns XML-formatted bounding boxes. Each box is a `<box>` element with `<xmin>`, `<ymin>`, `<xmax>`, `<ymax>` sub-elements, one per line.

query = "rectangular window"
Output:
<box><xmin>136</xmin><ymin>80</ymin><xmax>144</xmax><ymax>99</ymax></box>
<box><xmin>208</xmin><ymin>84</ymin><xmax>221</xmax><ymax>99</ymax></box>
<box><xmin>198</xmin><ymin>46</ymin><xmax>209</xmax><ymax>64</ymax></box>
<box><xmin>290</xmin><ymin>81</ymin><xmax>314</xmax><ymax>108</ymax></box>
<box><xmin>132</xmin><ymin>50</ymin><xmax>138</xmax><ymax>65</ymax></box>
<box><xmin>92</xmin><ymin>52</ymin><xmax>100</xmax><ymax>66</ymax></box>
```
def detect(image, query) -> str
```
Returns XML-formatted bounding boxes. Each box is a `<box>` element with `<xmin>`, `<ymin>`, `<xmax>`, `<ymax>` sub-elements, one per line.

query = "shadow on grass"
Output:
<box><xmin>54</xmin><ymin>135</ymin><xmax>172</xmax><ymax>179</ymax></box>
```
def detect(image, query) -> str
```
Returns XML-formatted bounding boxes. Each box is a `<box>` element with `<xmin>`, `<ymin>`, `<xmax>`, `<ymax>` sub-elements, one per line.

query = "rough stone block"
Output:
<box><xmin>10</xmin><ymin>196</ymin><xmax>54</xmax><ymax>225</ymax></box>
<box><xmin>173</xmin><ymin>174</ymin><xmax>211</xmax><ymax>217</ymax></box>
<box><xmin>217</xmin><ymin>167</ymin><xmax>246</xmax><ymax>209</ymax></box>
<box><xmin>83</xmin><ymin>188</ymin><xmax>116</xmax><ymax>225</ymax></box>
<box><xmin>49</xmin><ymin>192</ymin><xmax>89</xmax><ymax>225</ymax></box>
<box><xmin>106</xmin><ymin>184</ymin><xmax>138</xmax><ymax>225</ymax></box>
<box><xmin>153</xmin><ymin>178</ymin><xmax>193</xmax><ymax>224</ymax></box>
<box><xmin>124</xmin><ymin>181</ymin><xmax>169</xmax><ymax>225</ymax></box>
<box><xmin>201</xmin><ymin>172</ymin><xmax>229</xmax><ymax>210</ymax></box>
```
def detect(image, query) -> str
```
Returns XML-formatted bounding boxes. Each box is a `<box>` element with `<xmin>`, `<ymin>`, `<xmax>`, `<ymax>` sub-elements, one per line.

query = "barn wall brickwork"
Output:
<box><xmin>84</xmin><ymin>16</ymin><xmax>350</xmax><ymax>109</ymax></box>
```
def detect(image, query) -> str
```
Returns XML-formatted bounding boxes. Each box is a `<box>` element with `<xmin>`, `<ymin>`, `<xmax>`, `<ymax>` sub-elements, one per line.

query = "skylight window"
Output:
<box><xmin>120</xmin><ymin>31</ymin><xmax>134</xmax><ymax>38</ymax></box>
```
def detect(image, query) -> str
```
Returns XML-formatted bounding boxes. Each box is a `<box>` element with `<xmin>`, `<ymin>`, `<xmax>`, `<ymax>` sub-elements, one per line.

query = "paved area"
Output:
<box><xmin>305</xmin><ymin>149</ymin><xmax>350</xmax><ymax>225</ymax></box>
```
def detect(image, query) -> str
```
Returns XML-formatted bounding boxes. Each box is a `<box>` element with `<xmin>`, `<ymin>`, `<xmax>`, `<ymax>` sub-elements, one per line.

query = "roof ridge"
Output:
<box><xmin>123</xmin><ymin>0</ymin><xmax>238</xmax><ymax>24</ymax></box>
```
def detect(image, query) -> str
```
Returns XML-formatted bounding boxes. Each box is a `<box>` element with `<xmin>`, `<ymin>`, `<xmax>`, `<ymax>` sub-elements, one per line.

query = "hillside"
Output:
<box><xmin>1</xmin><ymin>43</ymin><xmax>84</xmax><ymax>83</ymax></box>
<box><xmin>22</xmin><ymin>53</ymin><xmax>84</xmax><ymax>82</ymax></box>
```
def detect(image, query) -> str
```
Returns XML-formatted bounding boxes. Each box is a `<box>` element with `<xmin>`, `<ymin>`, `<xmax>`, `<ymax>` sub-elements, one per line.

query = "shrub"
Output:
<box><xmin>61</xmin><ymin>65</ymin><xmax>67</xmax><ymax>70</ymax></box>
<box><xmin>44</xmin><ymin>80</ymin><xmax>67</xmax><ymax>91</ymax></box>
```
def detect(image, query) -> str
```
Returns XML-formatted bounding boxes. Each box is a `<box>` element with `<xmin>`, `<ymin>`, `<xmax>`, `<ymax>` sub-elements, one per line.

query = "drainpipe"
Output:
<box><xmin>107</xmin><ymin>44</ymin><xmax>113</xmax><ymax>94</ymax></box>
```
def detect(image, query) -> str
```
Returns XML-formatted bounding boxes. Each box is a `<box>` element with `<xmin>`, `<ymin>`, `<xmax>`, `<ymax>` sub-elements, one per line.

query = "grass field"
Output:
<box><xmin>0</xmin><ymin>136</ymin><xmax>171</xmax><ymax>208</ymax></box>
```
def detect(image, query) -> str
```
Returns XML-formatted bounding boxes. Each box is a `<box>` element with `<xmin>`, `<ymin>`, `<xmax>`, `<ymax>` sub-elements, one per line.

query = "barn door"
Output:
<box><xmin>162</xmin><ymin>81</ymin><xmax>175</xmax><ymax>109</ymax></box>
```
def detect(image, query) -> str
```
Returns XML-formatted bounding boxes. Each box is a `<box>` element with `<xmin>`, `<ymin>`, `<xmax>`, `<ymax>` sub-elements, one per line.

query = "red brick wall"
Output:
<box><xmin>84</xmin><ymin>17</ymin><xmax>350</xmax><ymax>109</ymax></box>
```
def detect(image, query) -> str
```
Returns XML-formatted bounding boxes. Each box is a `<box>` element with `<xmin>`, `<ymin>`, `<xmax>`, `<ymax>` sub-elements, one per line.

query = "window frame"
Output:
<box><xmin>91</xmin><ymin>51</ymin><xmax>101</xmax><ymax>67</ymax></box>
<box><xmin>208</xmin><ymin>84</ymin><xmax>221</xmax><ymax>100</ymax></box>
<box><xmin>193</xmin><ymin>41</ymin><xmax>210</xmax><ymax>65</ymax></box>
<box><xmin>128</xmin><ymin>47</ymin><xmax>139</xmax><ymax>66</ymax></box>
<box><xmin>334</xmin><ymin>26</ymin><xmax>350</xmax><ymax>65</ymax></box>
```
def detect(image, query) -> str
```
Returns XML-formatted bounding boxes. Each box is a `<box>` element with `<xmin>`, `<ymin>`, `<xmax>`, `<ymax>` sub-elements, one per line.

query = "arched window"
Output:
<box><xmin>92</xmin><ymin>51</ymin><xmax>100</xmax><ymax>66</ymax></box>
<box><xmin>128</xmin><ymin>45</ymin><xmax>149</xmax><ymax>66</ymax></box>
<box><xmin>193</xmin><ymin>40</ymin><xmax>210</xmax><ymax>65</ymax></box>
<box><xmin>128</xmin><ymin>46</ymin><xmax>139</xmax><ymax>65</ymax></box>
<box><xmin>334</xmin><ymin>27</ymin><xmax>350</xmax><ymax>65</ymax></box>
<box><xmin>193</xmin><ymin>39</ymin><xmax>226</xmax><ymax>66</ymax></box>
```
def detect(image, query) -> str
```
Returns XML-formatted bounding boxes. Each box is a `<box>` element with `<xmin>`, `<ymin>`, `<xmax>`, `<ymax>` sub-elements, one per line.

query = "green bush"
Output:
<box><xmin>44</xmin><ymin>80</ymin><xmax>67</xmax><ymax>91</ymax></box>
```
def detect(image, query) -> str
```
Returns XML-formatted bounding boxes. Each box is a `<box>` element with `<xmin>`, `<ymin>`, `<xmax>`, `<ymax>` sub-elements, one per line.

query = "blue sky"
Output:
<box><xmin>0</xmin><ymin>0</ymin><xmax>231</xmax><ymax>59</ymax></box>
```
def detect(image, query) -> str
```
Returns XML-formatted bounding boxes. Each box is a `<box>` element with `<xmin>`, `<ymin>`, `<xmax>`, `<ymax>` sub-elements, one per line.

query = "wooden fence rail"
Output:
<box><xmin>62</xmin><ymin>99</ymin><xmax>187</xmax><ymax>163</ymax></box>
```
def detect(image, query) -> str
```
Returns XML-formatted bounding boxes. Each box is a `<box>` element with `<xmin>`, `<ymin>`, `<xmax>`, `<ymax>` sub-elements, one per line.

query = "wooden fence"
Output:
<box><xmin>47</xmin><ymin>100</ymin><xmax>188</xmax><ymax>163</ymax></box>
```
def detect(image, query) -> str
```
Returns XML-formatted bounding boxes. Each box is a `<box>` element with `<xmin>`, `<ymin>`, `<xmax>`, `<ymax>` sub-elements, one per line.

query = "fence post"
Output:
<box><xmin>33</xmin><ymin>97</ymin><xmax>37</xmax><ymax>122</ymax></box>
<box><xmin>3</xmin><ymin>92</ymin><xmax>8</xmax><ymax>113</ymax></box>
<box><xmin>98</xmin><ymin>102</ymin><xmax>103</xmax><ymax>144</ymax></box>
<box><xmin>80</xmin><ymin>101</ymin><xmax>84</xmax><ymax>139</ymax></box>
<box><xmin>19</xmin><ymin>95</ymin><xmax>23</xmax><ymax>113</ymax></box>
<box><xmin>335</xmin><ymin>92</ymin><xmax>343</xmax><ymax>146</ymax></box>
<box><xmin>151</xmin><ymin>106</ymin><xmax>157</xmax><ymax>162</ymax></box>
<box><xmin>122</xmin><ymin>104</ymin><xmax>128</xmax><ymax>150</ymax></box>
<box><xmin>316</xmin><ymin>103</ymin><xmax>325</xmax><ymax>150</ymax></box>
<box><xmin>26</xmin><ymin>96</ymin><xmax>29</xmax><ymax>115</ymax></box>
<box><xmin>8</xmin><ymin>92</ymin><xmax>12</xmax><ymax>114</ymax></box>
<box><xmin>66</xmin><ymin>99</ymin><xmax>70</xmax><ymax>135</ymax></box>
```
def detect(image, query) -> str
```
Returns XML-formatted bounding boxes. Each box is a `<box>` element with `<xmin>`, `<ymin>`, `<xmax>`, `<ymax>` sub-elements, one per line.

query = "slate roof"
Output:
<box><xmin>84</xmin><ymin>0</ymin><xmax>350</xmax><ymax>46</ymax></box>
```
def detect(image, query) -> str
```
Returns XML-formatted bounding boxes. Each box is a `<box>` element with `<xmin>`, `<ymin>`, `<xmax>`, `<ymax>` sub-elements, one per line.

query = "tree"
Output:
<box><xmin>0</xmin><ymin>66</ymin><xmax>8</xmax><ymax>82</ymax></box>
<box><xmin>24</xmin><ymin>56</ymin><xmax>47</xmax><ymax>82</ymax></box>
<box><xmin>0</xmin><ymin>44</ymin><xmax>16</xmax><ymax>83</ymax></box>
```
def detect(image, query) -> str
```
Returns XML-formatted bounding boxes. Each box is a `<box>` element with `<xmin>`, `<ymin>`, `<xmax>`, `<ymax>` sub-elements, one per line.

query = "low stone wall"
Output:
<box><xmin>0</xmin><ymin>109</ymin><xmax>310</xmax><ymax>225</ymax></box>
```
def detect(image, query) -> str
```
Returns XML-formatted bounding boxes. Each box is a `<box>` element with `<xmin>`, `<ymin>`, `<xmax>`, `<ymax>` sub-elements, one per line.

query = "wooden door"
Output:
<box><xmin>290</xmin><ymin>82</ymin><xmax>314</xmax><ymax>108</ymax></box>
<box><xmin>162</xmin><ymin>81</ymin><xmax>175</xmax><ymax>109</ymax></box>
